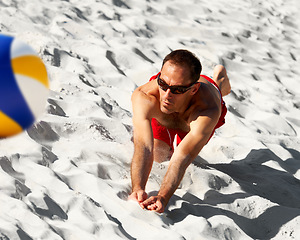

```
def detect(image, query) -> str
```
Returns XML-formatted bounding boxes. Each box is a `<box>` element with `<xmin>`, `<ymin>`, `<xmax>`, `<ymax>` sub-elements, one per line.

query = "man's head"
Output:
<box><xmin>162</xmin><ymin>49</ymin><xmax>202</xmax><ymax>84</ymax></box>
<box><xmin>158</xmin><ymin>50</ymin><xmax>202</xmax><ymax>114</ymax></box>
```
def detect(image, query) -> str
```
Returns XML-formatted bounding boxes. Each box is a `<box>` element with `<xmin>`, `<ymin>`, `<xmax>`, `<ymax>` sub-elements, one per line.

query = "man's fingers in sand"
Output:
<box><xmin>128</xmin><ymin>190</ymin><xmax>147</xmax><ymax>203</ymax></box>
<box><xmin>140</xmin><ymin>196</ymin><xmax>163</xmax><ymax>212</ymax></box>
<box><xmin>140</xmin><ymin>196</ymin><xmax>155</xmax><ymax>207</ymax></box>
<box><xmin>138</xmin><ymin>191</ymin><xmax>148</xmax><ymax>202</ymax></box>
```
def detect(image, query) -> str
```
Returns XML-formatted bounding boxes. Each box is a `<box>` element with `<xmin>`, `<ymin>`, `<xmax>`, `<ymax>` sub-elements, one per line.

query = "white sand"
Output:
<box><xmin>1</xmin><ymin>0</ymin><xmax>300</xmax><ymax>239</ymax></box>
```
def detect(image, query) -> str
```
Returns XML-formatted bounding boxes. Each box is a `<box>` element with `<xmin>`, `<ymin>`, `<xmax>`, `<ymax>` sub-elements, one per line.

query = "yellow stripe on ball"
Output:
<box><xmin>11</xmin><ymin>55</ymin><xmax>49</xmax><ymax>88</ymax></box>
<box><xmin>0</xmin><ymin>111</ymin><xmax>23</xmax><ymax>138</ymax></box>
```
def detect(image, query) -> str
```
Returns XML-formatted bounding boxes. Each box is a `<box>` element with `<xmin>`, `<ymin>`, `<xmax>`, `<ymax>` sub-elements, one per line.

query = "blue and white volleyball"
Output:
<box><xmin>0</xmin><ymin>34</ymin><xmax>49</xmax><ymax>138</ymax></box>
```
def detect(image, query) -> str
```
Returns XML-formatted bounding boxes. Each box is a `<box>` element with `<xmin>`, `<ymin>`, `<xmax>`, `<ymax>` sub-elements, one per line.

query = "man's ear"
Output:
<box><xmin>190</xmin><ymin>82</ymin><xmax>200</xmax><ymax>95</ymax></box>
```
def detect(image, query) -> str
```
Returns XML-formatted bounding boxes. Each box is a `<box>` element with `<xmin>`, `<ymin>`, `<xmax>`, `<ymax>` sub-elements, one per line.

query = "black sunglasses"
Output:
<box><xmin>157</xmin><ymin>73</ymin><xmax>197</xmax><ymax>94</ymax></box>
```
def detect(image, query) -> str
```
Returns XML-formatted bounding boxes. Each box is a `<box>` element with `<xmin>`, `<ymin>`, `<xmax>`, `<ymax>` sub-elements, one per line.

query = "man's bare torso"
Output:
<box><xmin>137</xmin><ymin>76</ymin><xmax>222</xmax><ymax>132</ymax></box>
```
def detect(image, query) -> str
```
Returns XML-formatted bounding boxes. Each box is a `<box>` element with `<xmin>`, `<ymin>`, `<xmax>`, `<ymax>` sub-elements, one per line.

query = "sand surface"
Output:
<box><xmin>0</xmin><ymin>0</ymin><xmax>300</xmax><ymax>239</ymax></box>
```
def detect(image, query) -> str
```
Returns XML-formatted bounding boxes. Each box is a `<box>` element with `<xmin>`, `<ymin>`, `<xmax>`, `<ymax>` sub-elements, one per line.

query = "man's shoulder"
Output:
<box><xmin>132</xmin><ymin>82</ymin><xmax>160</xmax><ymax>118</ymax></box>
<box><xmin>193</xmin><ymin>78</ymin><xmax>222</xmax><ymax>111</ymax></box>
<box><xmin>132</xmin><ymin>81</ymin><xmax>158</xmax><ymax>103</ymax></box>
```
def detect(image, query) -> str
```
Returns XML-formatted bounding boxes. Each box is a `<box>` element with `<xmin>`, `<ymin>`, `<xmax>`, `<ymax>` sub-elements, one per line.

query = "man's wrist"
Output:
<box><xmin>157</xmin><ymin>194</ymin><xmax>168</xmax><ymax>206</ymax></box>
<box><xmin>132</xmin><ymin>187</ymin><xmax>145</xmax><ymax>193</ymax></box>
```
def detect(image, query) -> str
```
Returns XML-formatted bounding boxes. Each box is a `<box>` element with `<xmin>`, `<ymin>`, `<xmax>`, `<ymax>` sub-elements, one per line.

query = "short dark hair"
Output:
<box><xmin>162</xmin><ymin>49</ymin><xmax>202</xmax><ymax>83</ymax></box>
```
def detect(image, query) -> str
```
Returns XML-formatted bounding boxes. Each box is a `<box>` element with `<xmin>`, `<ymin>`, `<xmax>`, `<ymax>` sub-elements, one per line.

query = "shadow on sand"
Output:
<box><xmin>167</xmin><ymin>147</ymin><xmax>300</xmax><ymax>239</ymax></box>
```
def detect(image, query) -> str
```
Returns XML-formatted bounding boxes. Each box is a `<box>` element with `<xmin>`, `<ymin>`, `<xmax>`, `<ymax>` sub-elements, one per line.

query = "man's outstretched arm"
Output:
<box><xmin>129</xmin><ymin>88</ymin><xmax>155</xmax><ymax>203</ymax></box>
<box><xmin>129</xmin><ymin>124</ymin><xmax>153</xmax><ymax>203</ymax></box>
<box><xmin>140</xmin><ymin>109</ymin><xmax>220</xmax><ymax>213</ymax></box>
<box><xmin>139</xmin><ymin>135</ymin><xmax>200</xmax><ymax>213</ymax></box>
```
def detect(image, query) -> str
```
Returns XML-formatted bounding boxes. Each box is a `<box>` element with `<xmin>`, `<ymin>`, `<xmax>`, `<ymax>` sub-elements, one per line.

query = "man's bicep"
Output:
<box><xmin>133</xmin><ymin>116</ymin><xmax>153</xmax><ymax>142</ymax></box>
<box><xmin>192</xmin><ymin>114</ymin><xmax>218</xmax><ymax>137</ymax></box>
<box><xmin>180</xmin><ymin>111</ymin><xmax>220</xmax><ymax>157</ymax></box>
<box><xmin>132</xmin><ymin>90</ymin><xmax>154</xmax><ymax>148</ymax></box>
<box><xmin>190</xmin><ymin>108</ymin><xmax>220</xmax><ymax>137</ymax></box>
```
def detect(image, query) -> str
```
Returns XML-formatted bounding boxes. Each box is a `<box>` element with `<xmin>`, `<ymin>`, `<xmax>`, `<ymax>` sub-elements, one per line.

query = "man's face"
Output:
<box><xmin>158</xmin><ymin>61</ymin><xmax>193</xmax><ymax>114</ymax></box>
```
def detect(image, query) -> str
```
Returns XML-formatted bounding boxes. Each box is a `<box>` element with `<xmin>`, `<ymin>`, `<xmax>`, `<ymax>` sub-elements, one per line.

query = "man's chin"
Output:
<box><xmin>161</xmin><ymin>105</ymin><xmax>174</xmax><ymax>114</ymax></box>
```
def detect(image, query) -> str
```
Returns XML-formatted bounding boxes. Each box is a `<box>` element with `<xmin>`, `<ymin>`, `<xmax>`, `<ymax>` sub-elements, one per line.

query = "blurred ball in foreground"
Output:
<box><xmin>0</xmin><ymin>34</ymin><xmax>49</xmax><ymax>138</ymax></box>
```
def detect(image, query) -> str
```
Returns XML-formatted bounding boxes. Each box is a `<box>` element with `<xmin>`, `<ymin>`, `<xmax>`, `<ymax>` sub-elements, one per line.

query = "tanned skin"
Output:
<box><xmin>129</xmin><ymin>62</ymin><xmax>231</xmax><ymax>213</ymax></box>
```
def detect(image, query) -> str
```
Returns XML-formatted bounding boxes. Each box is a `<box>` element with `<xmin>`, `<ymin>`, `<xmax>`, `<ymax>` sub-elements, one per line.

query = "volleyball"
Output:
<box><xmin>0</xmin><ymin>34</ymin><xmax>49</xmax><ymax>138</ymax></box>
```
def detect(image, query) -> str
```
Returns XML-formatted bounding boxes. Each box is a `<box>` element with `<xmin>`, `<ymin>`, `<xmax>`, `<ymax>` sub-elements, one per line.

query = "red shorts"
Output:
<box><xmin>150</xmin><ymin>73</ymin><xmax>227</xmax><ymax>150</ymax></box>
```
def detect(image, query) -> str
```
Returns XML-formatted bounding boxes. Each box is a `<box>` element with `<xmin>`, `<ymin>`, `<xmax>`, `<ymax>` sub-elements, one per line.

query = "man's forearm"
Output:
<box><xmin>157</xmin><ymin>152</ymin><xmax>193</xmax><ymax>205</ymax></box>
<box><xmin>131</xmin><ymin>145</ymin><xmax>154</xmax><ymax>192</ymax></box>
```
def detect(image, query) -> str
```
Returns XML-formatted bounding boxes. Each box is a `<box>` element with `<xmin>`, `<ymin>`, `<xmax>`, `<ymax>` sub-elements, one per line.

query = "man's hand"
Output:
<box><xmin>128</xmin><ymin>190</ymin><xmax>148</xmax><ymax>203</ymax></box>
<box><xmin>140</xmin><ymin>195</ymin><xmax>166</xmax><ymax>213</ymax></box>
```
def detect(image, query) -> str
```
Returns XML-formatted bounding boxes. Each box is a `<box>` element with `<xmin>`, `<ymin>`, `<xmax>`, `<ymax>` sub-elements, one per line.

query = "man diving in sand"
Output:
<box><xmin>129</xmin><ymin>49</ymin><xmax>231</xmax><ymax>213</ymax></box>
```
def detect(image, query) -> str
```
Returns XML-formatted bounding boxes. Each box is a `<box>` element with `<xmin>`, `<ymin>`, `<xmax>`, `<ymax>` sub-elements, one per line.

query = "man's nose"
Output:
<box><xmin>164</xmin><ymin>88</ymin><xmax>173</xmax><ymax>97</ymax></box>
